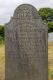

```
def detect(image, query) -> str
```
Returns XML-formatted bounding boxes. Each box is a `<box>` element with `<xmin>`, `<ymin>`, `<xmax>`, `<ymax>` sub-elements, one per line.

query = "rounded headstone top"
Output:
<box><xmin>13</xmin><ymin>4</ymin><xmax>41</xmax><ymax>19</ymax></box>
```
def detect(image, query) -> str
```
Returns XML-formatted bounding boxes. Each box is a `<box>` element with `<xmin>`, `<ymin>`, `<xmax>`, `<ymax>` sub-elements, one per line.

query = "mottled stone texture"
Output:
<box><xmin>5</xmin><ymin>4</ymin><xmax>48</xmax><ymax>80</ymax></box>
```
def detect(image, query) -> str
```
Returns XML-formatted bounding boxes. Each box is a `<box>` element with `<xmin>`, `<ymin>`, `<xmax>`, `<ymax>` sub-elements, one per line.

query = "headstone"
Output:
<box><xmin>5</xmin><ymin>4</ymin><xmax>48</xmax><ymax>80</ymax></box>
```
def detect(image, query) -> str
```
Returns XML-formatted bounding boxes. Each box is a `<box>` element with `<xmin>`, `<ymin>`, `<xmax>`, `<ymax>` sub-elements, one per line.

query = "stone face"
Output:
<box><xmin>5</xmin><ymin>4</ymin><xmax>48</xmax><ymax>80</ymax></box>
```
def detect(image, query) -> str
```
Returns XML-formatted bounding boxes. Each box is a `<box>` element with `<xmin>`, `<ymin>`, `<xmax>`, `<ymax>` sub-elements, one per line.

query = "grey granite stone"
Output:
<box><xmin>5</xmin><ymin>4</ymin><xmax>48</xmax><ymax>80</ymax></box>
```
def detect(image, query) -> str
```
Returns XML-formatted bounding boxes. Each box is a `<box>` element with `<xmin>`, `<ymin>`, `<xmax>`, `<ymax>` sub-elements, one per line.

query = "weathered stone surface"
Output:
<box><xmin>5</xmin><ymin>4</ymin><xmax>48</xmax><ymax>80</ymax></box>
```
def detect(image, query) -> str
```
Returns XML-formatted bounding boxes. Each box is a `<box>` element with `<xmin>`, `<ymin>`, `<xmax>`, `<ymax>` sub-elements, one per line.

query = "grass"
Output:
<box><xmin>0</xmin><ymin>42</ymin><xmax>53</xmax><ymax>80</ymax></box>
<box><xmin>0</xmin><ymin>44</ymin><xmax>5</xmax><ymax>80</ymax></box>
<box><xmin>48</xmin><ymin>42</ymin><xmax>53</xmax><ymax>80</ymax></box>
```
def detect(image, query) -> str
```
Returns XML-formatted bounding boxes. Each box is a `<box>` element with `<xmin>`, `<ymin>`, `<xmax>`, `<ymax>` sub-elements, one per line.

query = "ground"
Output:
<box><xmin>0</xmin><ymin>42</ymin><xmax>53</xmax><ymax>80</ymax></box>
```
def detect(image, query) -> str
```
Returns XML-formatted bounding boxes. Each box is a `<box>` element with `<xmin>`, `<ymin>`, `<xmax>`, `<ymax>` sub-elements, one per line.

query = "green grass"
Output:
<box><xmin>0</xmin><ymin>42</ymin><xmax>53</xmax><ymax>80</ymax></box>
